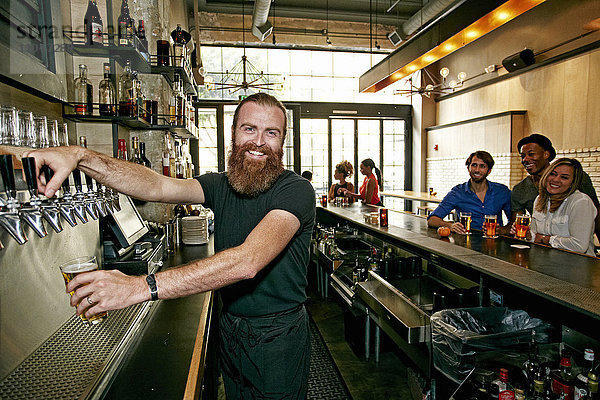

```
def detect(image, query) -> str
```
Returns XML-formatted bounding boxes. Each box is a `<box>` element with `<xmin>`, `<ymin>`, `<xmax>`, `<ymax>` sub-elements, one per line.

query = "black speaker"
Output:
<box><xmin>502</xmin><ymin>49</ymin><xmax>535</xmax><ymax>72</ymax></box>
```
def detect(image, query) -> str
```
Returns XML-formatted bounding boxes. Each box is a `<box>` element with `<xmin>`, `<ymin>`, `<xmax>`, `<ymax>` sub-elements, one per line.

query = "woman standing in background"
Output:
<box><xmin>328</xmin><ymin>160</ymin><xmax>354</xmax><ymax>202</ymax></box>
<box><xmin>342</xmin><ymin>158</ymin><xmax>382</xmax><ymax>206</ymax></box>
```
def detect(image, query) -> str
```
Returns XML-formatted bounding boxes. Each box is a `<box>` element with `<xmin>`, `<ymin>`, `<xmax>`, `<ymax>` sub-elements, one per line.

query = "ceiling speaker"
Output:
<box><xmin>502</xmin><ymin>49</ymin><xmax>535</xmax><ymax>72</ymax></box>
<box><xmin>387</xmin><ymin>30</ymin><xmax>402</xmax><ymax>46</ymax></box>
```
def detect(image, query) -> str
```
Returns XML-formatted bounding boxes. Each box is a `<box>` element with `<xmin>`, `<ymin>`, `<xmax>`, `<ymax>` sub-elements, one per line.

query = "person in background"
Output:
<box><xmin>428</xmin><ymin>151</ymin><xmax>511</xmax><ymax>234</ymax></box>
<box><xmin>328</xmin><ymin>160</ymin><xmax>354</xmax><ymax>202</ymax></box>
<box><xmin>23</xmin><ymin>93</ymin><xmax>316</xmax><ymax>399</ymax></box>
<box><xmin>301</xmin><ymin>170</ymin><xmax>312</xmax><ymax>182</ymax></box>
<box><xmin>342</xmin><ymin>158</ymin><xmax>382</xmax><ymax>206</ymax></box>
<box><xmin>525</xmin><ymin>158</ymin><xmax>597</xmax><ymax>256</ymax></box>
<box><xmin>511</xmin><ymin>133</ymin><xmax>600</xmax><ymax>243</ymax></box>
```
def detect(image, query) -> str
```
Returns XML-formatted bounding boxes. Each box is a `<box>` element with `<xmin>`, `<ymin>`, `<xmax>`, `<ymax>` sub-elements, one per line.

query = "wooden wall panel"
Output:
<box><xmin>587</xmin><ymin>50</ymin><xmax>600</xmax><ymax>145</ymax></box>
<box><xmin>563</xmin><ymin>56</ymin><xmax>590</xmax><ymax>149</ymax></box>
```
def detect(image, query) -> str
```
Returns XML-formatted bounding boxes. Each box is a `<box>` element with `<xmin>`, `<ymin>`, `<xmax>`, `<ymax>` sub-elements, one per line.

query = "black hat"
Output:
<box><xmin>517</xmin><ymin>134</ymin><xmax>556</xmax><ymax>161</ymax></box>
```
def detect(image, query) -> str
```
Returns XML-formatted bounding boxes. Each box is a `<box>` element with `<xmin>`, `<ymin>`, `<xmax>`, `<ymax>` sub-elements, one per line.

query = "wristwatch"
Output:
<box><xmin>146</xmin><ymin>274</ymin><xmax>159</xmax><ymax>301</ymax></box>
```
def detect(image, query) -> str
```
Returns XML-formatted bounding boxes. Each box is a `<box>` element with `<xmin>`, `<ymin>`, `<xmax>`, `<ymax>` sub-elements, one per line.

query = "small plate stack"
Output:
<box><xmin>181</xmin><ymin>215</ymin><xmax>209</xmax><ymax>245</ymax></box>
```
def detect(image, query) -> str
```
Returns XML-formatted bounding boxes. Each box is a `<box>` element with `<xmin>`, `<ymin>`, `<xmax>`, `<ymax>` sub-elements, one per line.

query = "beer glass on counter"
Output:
<box><xmin>459</xmin><ymin>212</ymin><xmax>472</xmax><ymax>235</ymax></box>
<box><xmin>59</xmin><ymin>256</ymin><xmax>107</xmax><ymax>325</ymax></box>
<box><xmin>483</xmin><ymin>214</ymin><xmax>498</xmax><ymax>238</ymax></box>
<box><xmin>320</xmin><ymin>194</ymin><xmax>328</xmax><ymax>207</ymax></box>
<box><xmin>515</xmin><ymin>213</ymin><xmax>531</xmax><ymax>240</ymax></box>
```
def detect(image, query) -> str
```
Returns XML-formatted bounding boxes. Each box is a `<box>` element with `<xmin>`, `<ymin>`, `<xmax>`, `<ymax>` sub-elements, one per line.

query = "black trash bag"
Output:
<box><xmin>431</xmin><ymin>307</ymin><xmax>554</xmax><ymax>383</ymax></box>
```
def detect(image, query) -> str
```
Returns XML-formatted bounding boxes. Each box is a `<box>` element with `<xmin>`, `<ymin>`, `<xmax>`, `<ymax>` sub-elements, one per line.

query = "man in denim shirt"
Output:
<box><xmin>428</xmin><ymin>151</ymin><xmax>511</xmax><ymax>234</ymax></box>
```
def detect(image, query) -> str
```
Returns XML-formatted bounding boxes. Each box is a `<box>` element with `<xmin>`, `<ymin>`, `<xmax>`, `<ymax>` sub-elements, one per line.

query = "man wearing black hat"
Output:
<box><xmin>511</xmin><ymin>133</ymin><xmax>600</xmax><ymax>242</ymax></box>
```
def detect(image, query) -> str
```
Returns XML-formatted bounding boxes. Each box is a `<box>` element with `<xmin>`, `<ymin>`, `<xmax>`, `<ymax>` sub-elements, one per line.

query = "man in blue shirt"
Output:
<box><xmin>427</xmin><ymin>151</ymin><xmax>511</xmax><ymax>234</ymax></box>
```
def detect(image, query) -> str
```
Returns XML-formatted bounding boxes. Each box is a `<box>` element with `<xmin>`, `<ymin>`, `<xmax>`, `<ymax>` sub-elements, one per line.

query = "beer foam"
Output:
<box><xmin>60</xmin><ymin>262</ymin><xmax>97</xmax><ymax>274</ymax></box>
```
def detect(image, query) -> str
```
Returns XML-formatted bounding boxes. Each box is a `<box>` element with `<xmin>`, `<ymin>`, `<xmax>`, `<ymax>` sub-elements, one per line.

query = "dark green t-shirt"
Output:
<box><xmin>511</xmin><ymin>171</ymin><xmax>599</xmax><ymax>214</ymax></box>
<box><xmin>196</xmin><ymin>170</ymin><xmax>315</xmax><ymax>317</ymax></box>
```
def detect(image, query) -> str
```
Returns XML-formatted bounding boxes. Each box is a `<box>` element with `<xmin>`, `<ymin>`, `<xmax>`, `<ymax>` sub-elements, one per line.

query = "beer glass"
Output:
<box><xmin>459</xmin><ymin>212</ymin><xmax>472</xmax><ymax>235</ymax></box>
<box><xmin>515</xmin><ymin>213</ymin><xmax>531</xmax><ymax>239</ymax></box>
<box><xmin>59</xmin><ymin>256</ymin><xmax>107</xmax><ymax>325</ymax></box>
<box><xmin>1</xmin><ymin>106</ymin><xmax>19</xmax><ymax>145</ymax></box>
<box><xmin>33</xmin><ymin>115</ymin><xmax>49</xmax><ymax>148</ymax></box>
<box><xmin>18</xmin><ymin>111</ymin><xmax>35</xmax><ymax>147</ymax></box>
<box><xmin>484</xmin><ymin>214</ymin><xmax>498</xmax><ymax>238</ymax></box>
<box><xmin>379</xmin><ymin>208</ymin><xmax>388</xmax><ymax>227</ymax></box>
<box><xmin>321</xmin><ymin>194</ymin><xmax>328</xmax><ymax>207</ymax></box>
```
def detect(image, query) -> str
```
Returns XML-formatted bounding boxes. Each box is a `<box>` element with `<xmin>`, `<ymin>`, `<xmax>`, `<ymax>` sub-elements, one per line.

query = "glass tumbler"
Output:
<box><xmin>18</xmin><ymin>110</ymin><xmax>35</xmax><ymax>147</ymax></box>
<box><xmin>48</xmin><ymin>119</ymin><xmax>60</xmax><ymax>147</ymax></box>
<box><xmin>33</xmin><ymin>115</ymin><xmax>49</xmax><ymax>148</ymax></box>
<box><xmin>1</xmin><ymin>106</ymin><xmax>20</xmax><ymax>145</ymax></box>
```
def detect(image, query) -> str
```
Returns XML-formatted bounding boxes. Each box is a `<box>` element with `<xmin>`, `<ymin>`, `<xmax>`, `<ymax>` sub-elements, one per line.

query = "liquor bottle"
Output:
<box><xmin>130</xmin><ymin>137</ymin><xmax>144</xmax><ymax>165</ymax></box>
<box><xmin>117</xmin><ymin>138</ymin><xmax>128</xmax><ymax>160</ymax></box>
<box><xmin>584</xmin><ymin>367</ymin><xmax>599</xmax><ymax>399</ymax></box>
<box><xmin>175</xmin><ymin>141</ymin><xmax>185</xmax><ymax>179</ymax></box>
<box><xmin>524</xmin><ymin>331</ymin><xmax>541</xmax><ymax>390</ymax></box>
<box><xmin>118</xmin><ymin>61</ymin><xmax>134</xmax><ymax>117</ymax></box>
<box><xmin>117</xmin><ymin>0</ymin><xmax>134</xmax><ymax>46</ymax></box>
<box><xmin>553</xmin><ymin>350</ymin><xmax>575</xmax><ymax>400</ymax></box>
<box><xmin>99</xmin><ymin>63</ymin><xmax>116</xmax><ymax>116</ymax></box>
<box><xmin>162</xmin><ymin>134</ymin><xmax>171</xmax><ymax>176</ymax></box>
<box><xmin>132</xmin><ymin>72</ymin><xmax>144</xmax><ymax>118</ymax></box>
<box><xmin>136</xmin><ymin>20</ymin><xmax>149</xmax><ymax>60</ymax></box>
<box><xmin>171</xmin><ymin>24</ymin><xmax>186</xmax><ymax>66</ymax></box>
<box><xmin>491</xmin><ymin>367</ymin><xmax>515</xmax><ymax>399</ymax></box>
<box><xmin>576</xmin><ymin>350</ymin><xmax>595</xmax><ymax>400</ymax></box>
<box><xmin>169</xmin><ymin>138</ymin><xmax>177</xmax><ymax>177</ymax></box>
<box><xmin>74</xmin><ymin>64</ymin><xmax>92</xmax><ymax>115</ymax></box>
<box><xmin>175</xmin><ymin>75</ymin><xmax>185</xmax><ymax>126</ymax></box>
<box><xmin>139</xmin><ymin>141</ymin><xmax>151</xmax><ymax>168</ymax></box>
<box><xmin>84</xmin><ymin>0</ymin><xmax>103</xmax><ymax>45</ymax></box>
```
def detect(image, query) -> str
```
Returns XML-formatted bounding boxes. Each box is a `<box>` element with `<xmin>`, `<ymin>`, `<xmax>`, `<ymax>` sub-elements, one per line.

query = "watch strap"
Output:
<box><xmin>146</xmin><ymin>274</ymin><xmax>159</xmax><ymax>301</ymax></box>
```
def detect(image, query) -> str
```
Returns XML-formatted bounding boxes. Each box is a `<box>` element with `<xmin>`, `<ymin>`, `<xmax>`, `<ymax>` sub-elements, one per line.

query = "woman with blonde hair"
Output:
<box><xmin>530</xmin><ymin>158</ymin><xmax>597</xmax><ymax>256</ymax></box>
<box><xmin>328</xmin><ymin>160</ymin><xmax>355</xmax><ymax>202</ymax></box>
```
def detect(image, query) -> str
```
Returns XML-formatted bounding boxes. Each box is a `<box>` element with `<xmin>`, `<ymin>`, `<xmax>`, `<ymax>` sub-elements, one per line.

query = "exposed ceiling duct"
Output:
<box><xmin>401</xmin><ymin>0</ymin><xmax>460</xmax><ymax>38</ymax></box>
<box><xmin>251</xmin><ymin>0</ymin><xmax>273</xmax><ymax>41</ymax></box>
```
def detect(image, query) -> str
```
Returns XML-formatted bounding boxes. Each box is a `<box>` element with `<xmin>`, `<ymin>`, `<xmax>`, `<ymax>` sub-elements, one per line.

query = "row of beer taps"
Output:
<box><xmin>0</xmin><ymin>153</ymin><xmax>121</xmax><ymax>249</ymax></box>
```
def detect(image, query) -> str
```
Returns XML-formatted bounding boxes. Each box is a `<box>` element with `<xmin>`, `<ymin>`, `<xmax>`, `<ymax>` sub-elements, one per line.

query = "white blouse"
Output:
<box><xmin>531</xmin><ymin>191</ymin><xmax>597</xmax><ymax>256</ymax></box>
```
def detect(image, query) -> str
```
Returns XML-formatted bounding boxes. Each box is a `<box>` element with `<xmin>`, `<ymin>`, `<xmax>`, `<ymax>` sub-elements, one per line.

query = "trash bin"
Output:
<box><xmin>431</xmin><ymin>307</ymin><xmax>554</xmax><ymax>383</ymax></box>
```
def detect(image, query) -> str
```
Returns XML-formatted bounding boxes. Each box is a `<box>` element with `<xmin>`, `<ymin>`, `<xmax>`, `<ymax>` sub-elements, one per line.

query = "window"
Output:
<box><xmin>300</xmin><ymin>119</ymin><xmax>328</xmax><ymax>195</ymax></box>
<box><xmin>197</xmin><ymin>109</ymin><xmax>218</xmax><ymax>174</ymax></box>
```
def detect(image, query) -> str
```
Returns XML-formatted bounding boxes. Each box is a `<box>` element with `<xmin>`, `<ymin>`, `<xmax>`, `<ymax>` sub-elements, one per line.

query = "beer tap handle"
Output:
<box><xmin>62</xmin><ymin>174</ymin><xmax>71</xmax><ymax>194</ymax></box>
<box><xmin>42</xmin><ymin>165</ymin><xmax>53</xmax><ymax>184</ymax></box>
<box><xmin>0</xmin><ymin>155</ymin><xmax>17</xmax><ymax>199</ymax></box>
<box><xmin>72</xmin><ymin>169</ymin><xmax>82</xmax><ymax>192</ymax></box>
<box><xmin>21</xmin><ymin>157</ymin><xmax>39</xmax><ymax>197</ymax></box>
<box><xmin>96</xmin><ymin>181</ymin><xmax>103</xmax><ymax>191</ymax></box>
<box><xmin>85</xmin><ymin>173</ymin><xmax>94</xmax><ymax>192</ymax></box>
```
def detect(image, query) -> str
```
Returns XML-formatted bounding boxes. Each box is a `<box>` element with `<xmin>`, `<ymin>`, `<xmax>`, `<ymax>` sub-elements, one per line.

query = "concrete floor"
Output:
<box><xmin>306</xmin><ymin>290</ymin><xmax>414</xmax><ymax>400</ymax></box>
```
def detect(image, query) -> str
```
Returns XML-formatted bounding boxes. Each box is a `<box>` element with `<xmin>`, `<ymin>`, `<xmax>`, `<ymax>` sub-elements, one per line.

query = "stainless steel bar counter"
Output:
<box><xmin>317</xmin><ymin>203</ymin><xmax>600</xmax><ymax>337</ymax></box>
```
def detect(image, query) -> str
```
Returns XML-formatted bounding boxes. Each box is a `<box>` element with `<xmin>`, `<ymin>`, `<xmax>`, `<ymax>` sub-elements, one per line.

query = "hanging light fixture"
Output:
<box><xmin>394</xmin><ymin>67</ymin><xmax>468</xmax><ymax>97</ymax></box>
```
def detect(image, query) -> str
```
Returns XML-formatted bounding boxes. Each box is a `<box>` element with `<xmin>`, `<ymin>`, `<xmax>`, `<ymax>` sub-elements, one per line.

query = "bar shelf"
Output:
<box><xmin>149</xmin><ymin>55</ymin><xmax>198</xmax><ymax>96</ymax></box>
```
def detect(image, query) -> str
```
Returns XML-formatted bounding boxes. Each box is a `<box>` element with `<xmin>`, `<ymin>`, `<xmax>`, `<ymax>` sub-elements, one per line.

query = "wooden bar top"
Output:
<box><xmin>380</xmin><ymin>190</ymin><xmax>443</xmax><ymax>203</ymax></box>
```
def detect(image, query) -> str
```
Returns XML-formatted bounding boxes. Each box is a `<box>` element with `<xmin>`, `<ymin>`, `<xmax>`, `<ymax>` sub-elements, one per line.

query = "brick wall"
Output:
<box><xmin>557</xmin><ymin>147</ymin><xmax>600</xmax><ymax>195</ymax></box>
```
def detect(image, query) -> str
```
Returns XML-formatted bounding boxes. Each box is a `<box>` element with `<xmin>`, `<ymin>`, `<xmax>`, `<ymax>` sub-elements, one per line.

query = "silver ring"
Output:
<box><xmin>87</xmin><ymin>296</ymin><xmax>94</xmax><ymax>305</ymax></box>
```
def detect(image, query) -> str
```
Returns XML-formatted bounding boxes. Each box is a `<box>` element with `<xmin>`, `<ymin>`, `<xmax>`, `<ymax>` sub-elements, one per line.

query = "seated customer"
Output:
<box><xmin>301</xmin><ymin>170</ymin><xmax>313</xmax><ymax>182</ymax></box>
<box><xmin>428</xmin><ymin>151</ymin><xmax>511</xmax><ymax>234</ymax></box>
<box><xmin>512</xmin><ymin>133</ymin><xmax>600</xmax><ymax>242</ymax></box>
<box><xmin>529</xmin><ymin>158</ymin><xmax>597</xmax><ymax>256</ymax></box>
<box><xmin>328</xmin><ymin>160</ymin><xmax>355</xmax><ymax>202</ymax></box>
<box><xmin>342</xmin><ymin>158</ymin><xmax>382</xmax><ymax>206</ymax></box>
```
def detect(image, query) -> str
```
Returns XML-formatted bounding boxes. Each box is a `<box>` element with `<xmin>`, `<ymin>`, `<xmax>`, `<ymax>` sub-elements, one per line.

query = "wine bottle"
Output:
<box><xmin>137</xmin><ymin>20</ymin><xmax>149</xmax><ymax>60</ymax></box>
<box><xmin>140</xmin><ymin>141</ymin><xmax>151</xmax><ymax>168</ymax></box>
<box><xmin>576</xmin><ymin>350</ymin><xmax>595</xmax><ymax>400</ymax></box>
<box><xmin>117</xmin><ymin>0</ymin><xmax>134</xmax><ymax>46</ymax></box>
<box><xmin>130</xmin><ymin>137</ymin><xmax>144</xmax><ymax>165</ymax></box>
<box><xmin>99</xmin><ymin>63</ymin><xmax>116</xmax><ymax>116</ymax></box>
<box><xmin>118</xmin><ymin>60</ymin><xmax>134</xmax><ymax>117</ymax></box>
<box><xmin>117</xmin><ymin>139</ymin><xmax>128</xmax><ymax>160</ymax></box>
<box><xmin>162</xmin><ymin>133</ymin><xmax>171</xmax><ymax>176</ymax></box>
<box><xmin>74</xmin><ymin>64</ymin><xmax>92</xmax><ymax>115</ymax></box>
<box><xmin>84</xmin><ymin>0</ymin><xmax>103</xmax><ymax>45</ymax></box>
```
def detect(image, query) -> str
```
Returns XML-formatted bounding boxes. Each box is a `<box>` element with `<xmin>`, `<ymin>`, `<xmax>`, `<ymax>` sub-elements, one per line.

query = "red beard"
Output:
<box><xmin>227</xmin><ymin>141</ymin><xmax>284</xmax><ymax>197</ymax></box>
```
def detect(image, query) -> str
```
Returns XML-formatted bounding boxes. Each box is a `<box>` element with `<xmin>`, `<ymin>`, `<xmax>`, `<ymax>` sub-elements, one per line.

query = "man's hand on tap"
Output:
<box><xmin>23</xmin><ymin>146</ymin><xmax>84</xmax><ymax>198</ymax></box>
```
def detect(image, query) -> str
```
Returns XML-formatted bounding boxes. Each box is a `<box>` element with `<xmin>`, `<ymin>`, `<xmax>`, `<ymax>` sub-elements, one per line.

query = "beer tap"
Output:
<box><xmin>78</xmin><ymin>136</ymin><xmax>102</xmax><ymax>218</ymax></box>
<box><xmin>57</xmin><ymin>174</ymin><xmax>78</xmax><ymax>227</ymax></box>
<box><xmin>71</xmin><ymin>169</ymin><xmax>90</xmax><ymax>223</ymax></box>
<box><xmin>95</xmin><ymin>181</ymin><xmax>112</xmax><ymax>216</ymax></box>
<box><xmin>37</xmin><ymin>165</ymin><xmax>63</xmax><ymax>233</ymax></box>
<box><xmin>0</xmin><ymin>155</ymin><xmax>28</xmax><ymax>244</ymax></box>
<box><xmin>18</xmin><ymin>157</ymin><xmax>49</xmax><ymax>238</ymax></box>
<box><xmin>110</xmin><ymin>187</ymin><xmax>121</xmax><ymax>212</ymax></box>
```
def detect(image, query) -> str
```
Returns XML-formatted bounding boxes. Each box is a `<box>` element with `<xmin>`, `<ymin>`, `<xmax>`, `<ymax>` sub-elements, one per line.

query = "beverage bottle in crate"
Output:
<box><xmin>579</xmin><ymin>366</ymin><xmax>598</xmax><ymax>399</ymax></box>
<box><xmin>576</xmin><ymin>349</ymin><xmax>595</xmax><ymax>400</ymax></box>
<box><xmin>491</xmin><ymin>367</ymin><xmax>515</xmax><ymax>399</ymax></box>
<box><xmin>553</xmin><ymin>350</ymin><xmax>575</xmax><ymax>400</ymax></box>
<box><xmin>524</xmin><ymin>331</ymin><xmax>541</xmax><ymax>390</ymax></box>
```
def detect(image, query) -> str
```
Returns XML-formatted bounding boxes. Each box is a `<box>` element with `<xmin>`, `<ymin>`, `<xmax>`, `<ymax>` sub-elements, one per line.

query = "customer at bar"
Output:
<box><xmin>427</xmin><ymin>151</ymin><xmax>511</xmax><ymax>234</ymax></box>
<box><xmin>23</xmin><ymin>93</ymin><xmax>316</xmax><ymax>400</ymax></box>
<box><xmin>511</xmin><ymin>133</ymin><xmax>600</xmax><ymax>242</ymax></box>
<box><xmin>341</xmin><ymin>158</ymin><xmax>382</xmax><ymax>206</ymax></box>
<box><xmin>527</xmin><ymin>158</ymin><xmax>597</xmax><ymax>256</ymax></box>
<box><xmin>328</xmin><ymin>160</ymin><xmax>354</xmax><ymax>202</ymax></box>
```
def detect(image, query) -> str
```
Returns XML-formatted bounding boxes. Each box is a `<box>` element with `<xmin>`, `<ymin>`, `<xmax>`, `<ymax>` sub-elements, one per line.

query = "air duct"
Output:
<box><xmin>252</xmin><ymin>0</ymin><xmax>273</xmax><ymax>41</ymax></box>
<box><xmin>401</xmin><ymin>0</ymin><xmax>459</xmax><ymax>38</ymax></box>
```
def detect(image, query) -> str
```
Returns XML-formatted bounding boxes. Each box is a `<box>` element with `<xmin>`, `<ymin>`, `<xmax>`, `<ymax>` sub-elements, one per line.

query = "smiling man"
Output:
<box><xmin>427</xmin><ymin>151</ymin><xmax>511</xmax><ymax>234</ymax></box>
<box><xmin>25</xmin><ymin>93</ymin><xmax>316</xmax><ymax>399</ymax></box>
<box><xmin>511</xmin><ymin>133</ymin><xmax>600</xmax><ymax>242</ymax></box>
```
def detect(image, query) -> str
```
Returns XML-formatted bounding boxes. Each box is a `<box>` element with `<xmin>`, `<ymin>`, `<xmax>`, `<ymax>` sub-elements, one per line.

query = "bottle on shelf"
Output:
<box><xmin>553</xmin><ymin>350</ymin><xmax>575</xmax><ymax>400</ymax></box>
<box><xmin>74</xmin><ymin>64</ymin><xmax>93</xmax><ymax>115</ymax></box>
<box><xmin>132</xmin><ymin>72</ymin><xmax>144</xmax><ymax>118</ymax></box>
<box><xmin>117</xmin><ymin>138</ymin><xmax>128</xmax><ymax>160</ymax></box>
<box><xmin>139</xmin><ymin>141</ymin><xmax>151</xmax><ymax>168</ymax></box>
<box><xmin>169</xmin><ymin>137</ymin><xmax>177</xmax><ymax>177</ymax></box>
<box><xmin>169</xmin><ymin>74</ymin><xmax>184</xmax><ymax>125</ymax></box>
<box><xmin>524</xmin><ymin>331</ymin><xmax>541</xmax><ymax>391</ymax></box>
<box><xmin>176</xmin><ymin>75</ymin><xmax>185</xmax><ymax>126</ymax></box>
<box><xmin>130</xmin><ymin>137</ymin><xmax>144</xmax><ymax>165</ymax></box>
<box><xmin>171</xmin><ymin>24</ymin><xmax>187</xmax><ymax>67</ymax></box>
<box><xmin>583</xmin><ymin>366</ymin><xmax>598</xmax><ymax>399</ymax></box>
<box><xmin>99</xmin><ymin>63</ymin><xmax>116</xmax><ymax>116</ymax></box>
<box><xmin>175</xmin><ymin>141</ymin><xmax>185</xmax><ymax>179</ymax></box>
<box><xmin>117</xmin><ymin>0</ymin><xmax>134</xmax><ymax>46</ymax></box>
<box><xmin>84</xmin><ymin>0</ymin><xmax>103</xmax><ymax>45</ymax></box>
<box><xmin>118</xmin><ymin>60</ymin><xmax>135</xmax><ymax>117</ymax></box>
<box><xmin>576</xmin><ymin>349</ymin><xmax>595</xmax><ymax>400</ymax></box>
<box><xmin>136</xmin><ymin>20</ymin><xmax>149</xmax><ymax>60</ymax></box>
<box><xmin>162</xmin><ymin>133</ymin><xmax>171</xmax><ymax>176</ymax></box>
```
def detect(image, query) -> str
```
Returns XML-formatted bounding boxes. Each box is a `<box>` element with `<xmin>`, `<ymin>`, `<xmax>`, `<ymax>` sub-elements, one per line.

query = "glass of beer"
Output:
<box><xmin>459</xmin><ymin>212</ymin><xmax>472</xmax><ymax>235</ymax></box>
<box><xmin>484</xmin><ymin>214</ymin><xmax>498</xmax><ymax>238</ymax></box>
<box><xmin>515</xmin><ymin>213</ymin><xmax>531</xmax><ymax>239</ymax></box>
<box><xmin>59</xmin><ymin>256</ymin><xmax>107</xmax><ymax>325</ymax></box>
<box><xmin>321</xmin><ymin>194</ymin><xmax>328</xmax><ymax>207</ymax></box>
